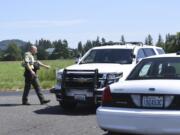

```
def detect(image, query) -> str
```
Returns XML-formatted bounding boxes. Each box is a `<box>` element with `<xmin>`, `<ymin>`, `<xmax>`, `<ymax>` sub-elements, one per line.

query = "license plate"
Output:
<box><xmin>142</xmin><ymin>96</ymin><xmax>163</xmax><ymax>108</ymax></box>
<box><xmin>74</xmin><ymin>95</ymin><xmax>86</xmax><ymax>101</ymax></box>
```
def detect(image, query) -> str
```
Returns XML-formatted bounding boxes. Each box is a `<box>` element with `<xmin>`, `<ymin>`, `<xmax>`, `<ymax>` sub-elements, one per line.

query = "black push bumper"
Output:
<box><xmin>50</xmin><ymin>88</ymin><xmax>103</xmax><ymax>104</ymax></box>
<box><xmin>50</xmin><ymin>69</ymin><xmax>103</xmax><ymax>104</ymax></box>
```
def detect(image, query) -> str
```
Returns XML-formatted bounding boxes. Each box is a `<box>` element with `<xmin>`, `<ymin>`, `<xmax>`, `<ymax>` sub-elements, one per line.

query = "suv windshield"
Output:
<box><xmin>127</xmin><ymin>57</ymin><xmax>180</xmax><ymax>80</ymax></box>
<box><xmin>81</xmin><ymin>49</ymin><xmax>133</xmax><ymax>64</ymax></box>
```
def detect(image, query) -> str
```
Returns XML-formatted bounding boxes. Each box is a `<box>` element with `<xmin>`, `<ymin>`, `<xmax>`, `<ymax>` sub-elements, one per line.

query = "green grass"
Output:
<box><xmin>0</xmin><ymin>59</ymin><xmax>74</xmax><ymax>91</ymax></box>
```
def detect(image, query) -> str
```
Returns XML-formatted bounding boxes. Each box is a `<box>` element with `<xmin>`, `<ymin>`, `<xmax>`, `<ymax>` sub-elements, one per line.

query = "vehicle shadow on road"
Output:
<box><xmin>0</xmin><ymin>103</ymin><xmax>22</xmax><ymax>107</ymax></box>
<box><xmin>34</xmin><ymin>104</ymin><xmax>97</xmax><ymax>116</ymax></box>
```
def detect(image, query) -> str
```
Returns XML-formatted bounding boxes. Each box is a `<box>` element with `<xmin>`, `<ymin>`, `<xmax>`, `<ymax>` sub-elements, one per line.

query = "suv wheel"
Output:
<box><xmin>59</xmin><ymin>100</ymin><xmax>77</xmax><ymax>110</ymax></box>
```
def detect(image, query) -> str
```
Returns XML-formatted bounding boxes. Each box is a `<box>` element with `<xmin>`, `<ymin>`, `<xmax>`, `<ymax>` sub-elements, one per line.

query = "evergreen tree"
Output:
<box><xmin>61</xmin><ymin>39</ymin><xmax>69</xmax><ymax>58</ymax></box>
<box><xmin>50</xmin><ymin>40</ymin><xmax>62</xmax><ymax>59</ymax></box>
<box><xmin>156</xmin><ymin>34</ymin><xmax>164</xmax><ymax>48</ymax></box>
<box><xmin>38</xmin><ymin>39</ymin><xmax>52</xmax><ymax>49</ymax></box>
<box><xmin>145</xmin><ymin>37</ymin><xmax>148</xmax><ymax>45</ymax></box>
<box><xmin>92</xmin><ymin>40</ymin><xmax>97</xmax><ymax>47</ymax></box>
<box><xmin>50</xmin><ymin>39</ymin><xmax>69</xmax><ymax>59</ymax></box>
<box><xmin>145</xmin><ymin>34</ymin><xmax>153</xmax><ymax>45</ymax></box>
<box><xmin>24</xmin><ymin>42</ymin><xmax>33</xmax><ymax>52</ymax></box>
<box><xmin>35</xmin><ymin>39</ymin><xmax>53</xmax><ymax>60</ymax></box>
<box><xmin>84</xmin><ymin>40</ymin><xmax>93</xmax><ymax>53</ymax></box>
<box><xmin>101</xmin><ymin>38</ymin><xmax>106</xmax><ymax>44</ymax></box>
<box><xmin>95</xmin><ymin>36</ymin><xmax>101</xmax><ymax>46</ymax></box>
<box><xmin>165</xmin><ymin>33</ymin><xmax>171</xmax><ymax>43</ymax></box>
<box><xmin>120</xmin><ymin>35</ymin><xmax>125</xmax><ymax>44</ymax></box>
<box><xmin>165</xmin><ymin>34</ymin><xmax>176</xmax><ymax>53</ymax></box>
<box><xmin>37</xmin><ymin>47</ymin><xmax>49</xmax><ymax>60</ymax></box>
<box><xmin>176</xmin><ymin>32</ymin><xmax>180</xmax><ymax>51</ymax></box>
<box><xmin>77</xmin><ymin>41</ymin><xmax>83</xmax><ymax>55</ymax></box>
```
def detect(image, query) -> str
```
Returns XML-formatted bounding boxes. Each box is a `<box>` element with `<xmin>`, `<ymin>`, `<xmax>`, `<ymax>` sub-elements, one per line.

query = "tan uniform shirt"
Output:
<box><xmin>24</xmin><ymin>52</ymin><xmax>35</xmax><ymax>70</ymax></box>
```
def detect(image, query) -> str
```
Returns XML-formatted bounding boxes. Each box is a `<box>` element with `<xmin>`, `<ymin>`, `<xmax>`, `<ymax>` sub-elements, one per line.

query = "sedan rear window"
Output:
<box><xmin>127</xmin><ymin>57</ymin><xmax>180</xmax><ymax>80</ymax></box>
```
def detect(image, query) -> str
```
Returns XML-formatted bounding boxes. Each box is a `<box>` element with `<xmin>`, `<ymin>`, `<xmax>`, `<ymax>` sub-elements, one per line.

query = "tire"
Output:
<box><xmin>59</xmin><ymin>100</ymin><xmax>77</xmax><ymax>110</ymax></box>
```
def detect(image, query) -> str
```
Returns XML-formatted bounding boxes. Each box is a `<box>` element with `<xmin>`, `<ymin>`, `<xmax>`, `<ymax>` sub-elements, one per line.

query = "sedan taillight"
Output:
<box><xmin>102</xmin><ymin>86</ymin><xmax>112</xmax><ymax>104</ymax></box>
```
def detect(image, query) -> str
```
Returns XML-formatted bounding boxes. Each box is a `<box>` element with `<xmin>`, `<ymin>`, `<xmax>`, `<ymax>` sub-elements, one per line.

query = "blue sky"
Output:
<box><xmin>0</xmin><ymin>0</ymin><xmax>180</xmax><ymax>48</ymax></box>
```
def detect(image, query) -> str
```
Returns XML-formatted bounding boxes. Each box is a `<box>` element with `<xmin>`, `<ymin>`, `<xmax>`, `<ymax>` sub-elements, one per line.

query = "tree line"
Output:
<box><xmin>0</xmin><ymin>32</ymin><xmax>180</xmax><ymax>61</ymax></box>
<box><xmin>0</xmin><ymin>39</ymin><xmax>73</xmax><ymax>61</ymax></box>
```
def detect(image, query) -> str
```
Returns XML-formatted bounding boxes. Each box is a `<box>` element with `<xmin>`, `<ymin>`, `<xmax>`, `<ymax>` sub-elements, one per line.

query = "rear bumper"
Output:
<box><xmin>50</xmin><ymin>88</ymin><xmax>103</xmax><ymax>104</ymax></box>
<box><xmin>96</xmin><ymin>107</ymin><xmax>180</xmax><ymax>135</ymax></box>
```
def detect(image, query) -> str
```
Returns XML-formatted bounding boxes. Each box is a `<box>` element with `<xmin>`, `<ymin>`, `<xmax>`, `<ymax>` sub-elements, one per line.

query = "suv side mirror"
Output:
<box><xmin>131</xmin><ymin>54</ymin><xmax>136</xmax><ymax>59</ymax></box>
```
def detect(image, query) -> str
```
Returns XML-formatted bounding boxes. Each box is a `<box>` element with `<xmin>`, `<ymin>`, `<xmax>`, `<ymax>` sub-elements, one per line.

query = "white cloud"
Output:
<box><xmin>0</xmin><ymin>19</ymin><xmax>87</xmax><ymax>29</ymax></box>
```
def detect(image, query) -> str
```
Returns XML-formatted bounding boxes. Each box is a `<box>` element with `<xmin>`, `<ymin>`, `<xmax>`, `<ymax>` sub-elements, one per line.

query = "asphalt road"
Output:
<box><xmin>0</xmin><ymin>91</ymin><xmax>107</xmax><ymax>135</ymax></box>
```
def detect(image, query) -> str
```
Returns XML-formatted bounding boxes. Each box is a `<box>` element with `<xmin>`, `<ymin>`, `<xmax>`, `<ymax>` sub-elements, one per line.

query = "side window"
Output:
<box><xmin>143</xmin><ymin>48</ymin><xmax>156</xmax><ymax>56</ymax></box>
<box><xmin>136</xmin><ymin>49</ymin><xmax>146</xmax><ymax>63</ymax></box>
<box><xmin>171</xmin><ymin>63</ymin><xmax>180</xmax><ymax>74</ymax></box>
<box><xmin>156</xmin><ymin>49</ymin><xmax>165</xmax><ymax>54</ymax></box>
<box><xmin>137</xmin><ymin>49</ymin><xmax>146</xmax><ymax>59</ymax></box>
<box><xmin>83</xmin><ymin>50</ymin><xmax>96</xmax><ymax>63</ymax></box>
<box><xmin>138</xmin><ymin>62</ymin><xmax>152</xmax><ymax>77</ymax></box>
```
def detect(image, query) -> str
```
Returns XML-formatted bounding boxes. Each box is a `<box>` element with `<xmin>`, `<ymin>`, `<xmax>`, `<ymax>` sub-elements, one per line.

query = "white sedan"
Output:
<box><xmin>97</xmin><ymin>53</ymin><xmax>180</xmax><ymax>135</ymax></box>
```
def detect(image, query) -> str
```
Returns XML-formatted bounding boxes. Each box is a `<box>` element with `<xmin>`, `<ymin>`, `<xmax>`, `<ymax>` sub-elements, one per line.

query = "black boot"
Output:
<box><xmin>40</xmin><ymin>99</ymin><xmax>50</xmax><ymax>105</ymax></box>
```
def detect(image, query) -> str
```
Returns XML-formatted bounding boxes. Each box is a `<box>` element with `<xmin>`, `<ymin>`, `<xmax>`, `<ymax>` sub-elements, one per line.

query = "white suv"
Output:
<box><xmin>50</xmin><ymin>42</ymin><xmax>165</xmax><ymax>110</ymax></box>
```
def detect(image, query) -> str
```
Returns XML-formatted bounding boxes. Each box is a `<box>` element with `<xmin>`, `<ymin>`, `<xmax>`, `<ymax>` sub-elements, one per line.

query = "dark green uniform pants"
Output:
<box><xmin>22</xmin><ymin>76</ymin><xmax>45</xmax><ymax>104</ymax></box>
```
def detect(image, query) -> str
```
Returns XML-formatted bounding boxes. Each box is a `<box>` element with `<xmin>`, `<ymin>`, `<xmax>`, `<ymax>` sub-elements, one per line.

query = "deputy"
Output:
<box><xmin>22</xmin><ymin>45</ymin><xmax>50</xmax><ymax>105</ymax></box>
